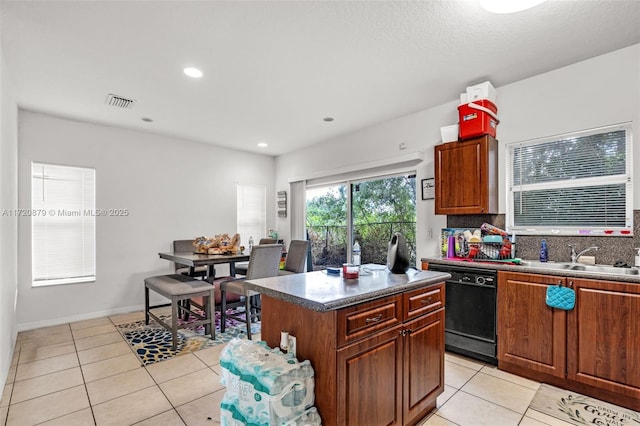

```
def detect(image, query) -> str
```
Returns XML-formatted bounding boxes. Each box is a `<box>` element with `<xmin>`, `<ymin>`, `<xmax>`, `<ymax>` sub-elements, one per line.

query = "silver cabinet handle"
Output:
<box><xmin>365</xmin><ymin>314</ymin><xmax>383</xmax><ymax>323</ymax></box>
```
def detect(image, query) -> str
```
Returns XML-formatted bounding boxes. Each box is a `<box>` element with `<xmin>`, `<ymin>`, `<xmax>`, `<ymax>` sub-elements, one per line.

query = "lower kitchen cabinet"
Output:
<box><xmin>497</xmin><ymin>271</ymin><xmax>566</xmax><ymax>378</ymax></box>
<box><xmin>567</xmin><ymin>278</ymin><xmax>640</xmax><ymax>400</ymax></box>
<box><xmin>337</xmin><ymin>305</ymin><xmax>445</xmax><ymax>426</ymax></box>
<box><xmin>402</xmin><ymin>309</ymin><xmax>445</xmax><ymax>424</ymax></box>
<box><xmin>497</xmin><ymin>271</ymin><xmax>640</xmax><ymax>410</ymax></box>
<box><xmin>337</xmin><ymin>325</ymin><xmax>403</xmax><ymax>425</ymax></box>
<box><xmin>261</xmin><ymin>282</ymin><xmax>445</xmax><ymax>426</ymax></box>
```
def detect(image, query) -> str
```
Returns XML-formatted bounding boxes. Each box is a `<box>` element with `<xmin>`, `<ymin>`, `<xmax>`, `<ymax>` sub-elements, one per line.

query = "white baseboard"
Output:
<box><xmin>17</xmin><ymin>304</ymin><xmax>145</xmax><ymax>332</ymax></box>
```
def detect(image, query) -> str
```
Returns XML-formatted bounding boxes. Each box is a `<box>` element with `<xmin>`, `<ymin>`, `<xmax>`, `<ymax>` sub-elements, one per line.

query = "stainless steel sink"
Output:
<box><xmin>519</xmin><ymin>261</ymin><xmax>573</xmax><ymax>270</ymax></box>
<box><xmin>567</xmin><ymin>264</ymin><xmax>639</xmax><ymax>275</ymax></box>
<box><xmin>520</xmin><ymin>261</ymin><xmax>639</xmax><ymax>276</ymax></box>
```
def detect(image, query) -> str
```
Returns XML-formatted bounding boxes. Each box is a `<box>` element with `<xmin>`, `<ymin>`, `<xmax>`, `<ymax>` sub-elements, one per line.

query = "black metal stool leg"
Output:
<box><xmin>245</xmin><ymin>296</ymin><xmax>252</xmax><ymax>340</ymax></box>
<box><xmin>220</xmin><ymin>289</ymin><xmax>227</xmax><ymax>333</ymax></box>
<box><xmin>144</xmin><ymin>286</ymin><xmax>150</xmax><ymax>325</ymax></box>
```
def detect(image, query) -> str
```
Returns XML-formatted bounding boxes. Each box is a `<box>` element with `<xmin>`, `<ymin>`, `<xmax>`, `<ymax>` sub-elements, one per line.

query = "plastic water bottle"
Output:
<box><xmin>248</xmin><ymin>236</ymin><xmax>254</xmax><ymax>253</ymax></box>
<box><xmin>539</xmin><ymin>239</ymin><xmax>548</xmax><ymax>262</ymax></box>
<box><xmin>352</xmin><ymin>241</ymin><xmax>361</xmax><ymax>266</ymax></box>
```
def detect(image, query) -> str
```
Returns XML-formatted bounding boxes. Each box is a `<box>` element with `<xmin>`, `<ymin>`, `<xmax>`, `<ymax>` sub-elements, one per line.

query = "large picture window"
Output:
<box><xmin>32</xmin><ymin>162</ymin><xmax>96</xmax><ymax>286</ymax></box>
<box><xmin>305</xmin><ymin>173</ymin><xmax>417</xmax><ymax>270</ymax></box>
<box><xmin>506</xmin><ymin>123</ymin><xmax>633</xmax><ymax>236</ymax></box>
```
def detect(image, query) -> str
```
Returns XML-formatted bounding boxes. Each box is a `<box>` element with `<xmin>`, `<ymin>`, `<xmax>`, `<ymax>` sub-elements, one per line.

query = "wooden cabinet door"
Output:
<box><xmin>567</xmin><ymin>278</ymin><xmax>640</xmax><ymax>400</ymax></box>
<box><xmin>434</xmin><ymin>135</ymin><xmax>498</xmax><ymax>215</ymax></box>
<box><xmin>403</xmin><ymin>308</ymin><xmax>444</xmax><ymax>425</ymax></box>
<box><xmin>497</xmin><ymin>272</ymin><xmax>566</xmax><ymax>378</ymax></box>
<box><xmin>337</xmin><ymin>325</ymin><xmax>403</xmax><ymax>426</ymax></box>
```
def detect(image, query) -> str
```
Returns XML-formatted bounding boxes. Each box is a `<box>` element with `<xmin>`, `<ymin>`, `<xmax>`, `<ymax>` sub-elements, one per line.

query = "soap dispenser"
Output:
<box><xmin>635</xmin><ymin>248</ymin><xmax>640</xmax><ymax>268</ymax></box>
<box><xmin>539</xmin><ymin>239</ymin><xmax>548</xmax><ymax>263</ymax></box>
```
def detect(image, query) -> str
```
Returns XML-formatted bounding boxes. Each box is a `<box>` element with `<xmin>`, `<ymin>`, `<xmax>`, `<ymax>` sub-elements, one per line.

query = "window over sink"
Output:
<box><xmin>506</xmin><ymin>123</ymin><xmax>632</xmax><ymax>236</ymax></box>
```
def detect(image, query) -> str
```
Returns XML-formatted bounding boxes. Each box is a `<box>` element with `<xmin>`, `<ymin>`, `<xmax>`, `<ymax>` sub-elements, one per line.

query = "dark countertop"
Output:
<box><xmin>244</xmin><ymin>264</ymin><xmax>450</xmax><ymax>312</ymax></box>
<box><xmin>422</xmin><ymin>257</ymin><xmax>640</xmax><ymax>284</ymax></box>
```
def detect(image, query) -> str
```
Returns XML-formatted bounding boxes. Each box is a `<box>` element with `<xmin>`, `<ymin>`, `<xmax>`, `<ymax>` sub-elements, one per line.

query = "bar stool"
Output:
<box><xmin>144</xmin><ymin>274</ymin><xmax>215</xmax><ymax>350</ymax></box>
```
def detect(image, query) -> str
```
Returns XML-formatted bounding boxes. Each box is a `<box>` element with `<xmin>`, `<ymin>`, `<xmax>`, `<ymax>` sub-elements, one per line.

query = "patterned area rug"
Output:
<box><xmin>529</xmin><ymin>384</ymin><xmax>640</xmax><ymax>425</ymax></box>
<box><xmin>116</xmin><ymin>310</ymin><xmax>260</xmax><ymax>365</ymax></box>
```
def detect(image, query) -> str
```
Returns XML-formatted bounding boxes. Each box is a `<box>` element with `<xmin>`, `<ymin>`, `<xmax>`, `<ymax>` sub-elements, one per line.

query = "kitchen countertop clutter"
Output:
<box><xmin>423</xmin><ymin>256</ymin><xmax>640</xmax><ymax>283</ymax></box>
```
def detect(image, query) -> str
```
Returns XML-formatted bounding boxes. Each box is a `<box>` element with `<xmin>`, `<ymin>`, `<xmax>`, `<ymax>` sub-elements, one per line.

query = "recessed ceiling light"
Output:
<box><xmin>183</xmin><ymin>67</ymin><xmax>203</xmax><ymax>78</ymax></box>
<box><xmin>323</xmin><ymin>117</ymin><xmax>334</xmax><ymax>122</ymax></box>
<box><xmin>479</xmin><ymin>0</ymin><xmax>546</xmax><ymax>13</ymax></box>
<box><xmin>141</xmin><ymin>117</ymin><xmax>153</xmax><ymax>122</ymax></box>
<box><xmin>257</xmin><ymin>142</ymin><xmax>268</xmax><ymax>148</ymax></box>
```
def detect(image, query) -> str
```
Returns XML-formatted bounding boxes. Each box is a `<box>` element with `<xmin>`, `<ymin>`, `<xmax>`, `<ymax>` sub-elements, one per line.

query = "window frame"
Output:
<box><xmin>506</xmin><ymin>123</ymin><xmax>633</xmax><ymax>236</ymax></box>
<box><xmin>305</xmin><ymin>171</ymin><xmax>417</xmax><ymax>267</ymax></box>
<box><xmin>236</xmin><ymin>183</ymin><xmax>267</xmax><ymax>246</ymax></box>
<box><xmin>31</xmin><ymin>162</ymin><xmax>96</xmax><ymax>287</ymax></box>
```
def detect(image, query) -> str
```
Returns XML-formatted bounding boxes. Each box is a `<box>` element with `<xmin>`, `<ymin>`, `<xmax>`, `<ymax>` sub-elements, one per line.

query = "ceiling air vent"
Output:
<box><xmin>105</xmin><ymin>93</ymin><xmax>136</xmax><ymax>109</ymax></box>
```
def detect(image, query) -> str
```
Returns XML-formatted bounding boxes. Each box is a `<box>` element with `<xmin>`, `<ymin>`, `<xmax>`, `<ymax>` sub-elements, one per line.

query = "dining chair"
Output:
<box><xmin>278</xmin><ymin>240</ymin><xmax>311</xmax><ymax>275</ymax></box>
<box><xmin>173</xmin><ymin>239</ymin><xmax>208</xmax><ymax>279</ymax></box>
<box><xmin>219</xmin><ymin>244</ymin><xmax>283</xmax><ymax>339</ymax></box>
<box><xmin>173</xmin><ymin>239</ymin><xmax>212</xmax><ymax>320</ymax></box>
<box><xmin>234</xmin><ymin>237</ymin><xmax>278</xmax><ymax>276</ymax></box>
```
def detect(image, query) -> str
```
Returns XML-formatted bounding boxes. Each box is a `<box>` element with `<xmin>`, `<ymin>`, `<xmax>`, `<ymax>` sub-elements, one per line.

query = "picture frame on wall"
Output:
<box><xmin>421</xmin><ymin>178</ymin><xmax>435</xmax><ymax>200</ymax></box>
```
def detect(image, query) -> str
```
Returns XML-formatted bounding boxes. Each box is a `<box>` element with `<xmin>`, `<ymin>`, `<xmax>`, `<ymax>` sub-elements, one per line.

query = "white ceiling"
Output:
<box><xmin>2</xmin><ymin>0</ymin><xmax>639</xmax><ymax>156</ymax></box>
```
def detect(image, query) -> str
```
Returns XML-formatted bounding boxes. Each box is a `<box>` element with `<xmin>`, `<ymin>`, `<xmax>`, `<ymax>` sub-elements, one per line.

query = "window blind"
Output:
<box><xmin>507</xmin><ymin>123</ymin><xmax>632</xmax><ymax>235</ymax></box>
<box><xmin>236</xmin><ymin>183</ymin><xmax>266</xmax><ymax>245</ymax></box>
<box><xmin>32</xmin><ymin>163</ymin><xmax>96</xmax><ymax>286</ymax></box>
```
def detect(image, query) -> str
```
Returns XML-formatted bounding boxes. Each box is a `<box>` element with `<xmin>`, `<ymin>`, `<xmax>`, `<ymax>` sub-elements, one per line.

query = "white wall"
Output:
<box><xmin>17</xmin><ymin>111</ymin><xmax>275</xmax><ymax>329</ymax></box>
<box><xmin>275</xmin><ymin>44</ymin><xmax>640</xmax><ymax>263</ymax></box>
<box><xmin>0</xmin><ymin>29</ymin><xmax>19</xmax><ymax>394</ymax></box>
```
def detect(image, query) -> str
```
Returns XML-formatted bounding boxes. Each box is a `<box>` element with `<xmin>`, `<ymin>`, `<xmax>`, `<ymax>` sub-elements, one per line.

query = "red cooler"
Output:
<box><xmin>458</xmin><ymin>99</ymin><xmax>499</xmax><ymax>140</ymax></box>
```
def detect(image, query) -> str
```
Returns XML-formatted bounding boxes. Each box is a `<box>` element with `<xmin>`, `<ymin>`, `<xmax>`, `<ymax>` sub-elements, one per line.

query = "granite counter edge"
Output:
<box><xmin>423</xmin><ymin>257</ymin><xmax>640</xmax><ymax>284</ymax></box>
<box><xmin>244</xmin><ymin>274</ymin><xmax>450</xmax><ymax>312</ymax></box>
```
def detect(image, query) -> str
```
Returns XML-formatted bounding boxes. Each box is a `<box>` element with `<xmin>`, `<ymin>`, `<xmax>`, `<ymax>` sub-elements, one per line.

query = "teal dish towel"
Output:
<box><xmin>546</xmin><ymin>285</ymin><xmax>575</xmax><ymax>310</ymax></box>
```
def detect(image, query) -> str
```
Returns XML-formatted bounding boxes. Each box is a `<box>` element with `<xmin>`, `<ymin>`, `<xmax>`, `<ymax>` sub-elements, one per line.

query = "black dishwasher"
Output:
<box><xmin>429</xmin><ymin>263</ymin><xmax>497</xmax><ymax>365</ymax></box>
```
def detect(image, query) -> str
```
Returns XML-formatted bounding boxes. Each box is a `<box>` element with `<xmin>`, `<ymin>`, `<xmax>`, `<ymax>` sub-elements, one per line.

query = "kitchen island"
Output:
<box><xmin>244</xmin><ymin>265</ymin><xmax>450</xmax><ymax>426</ymax></box>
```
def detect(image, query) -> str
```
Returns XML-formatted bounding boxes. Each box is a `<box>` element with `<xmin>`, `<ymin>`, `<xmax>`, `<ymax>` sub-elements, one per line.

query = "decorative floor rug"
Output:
<box><xmin>529</xmin><ymin>384</ymin><xmax>640</xmax><ymax>425</ymax></box>
<box><xmin>116</xmin><ymin>310</ymin><xmax>260</xmax><ymax>365</ymax></box>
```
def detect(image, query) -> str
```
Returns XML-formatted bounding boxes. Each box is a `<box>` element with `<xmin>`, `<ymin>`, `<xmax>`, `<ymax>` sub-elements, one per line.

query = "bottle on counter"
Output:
<box><xmin>248</xmin><ymin>236</ymin><xmax>254</xmax><ymax>253</ymax></box>
<box><xmin>539</xmin><ymin>239</ymin><xmax>548</xmax><ymax>262</ymax></box>
<box><xmin>352</xmin><ymin>241</ymin><xmax>361</xmax><ymax>266</ymax></box>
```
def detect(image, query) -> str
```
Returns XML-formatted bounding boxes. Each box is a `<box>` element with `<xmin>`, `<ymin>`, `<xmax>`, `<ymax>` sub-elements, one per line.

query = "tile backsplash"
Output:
<box><xmin>446</xmin><ymin>211</ymin><xmax>640</xmax><ymax>267</ymax></box>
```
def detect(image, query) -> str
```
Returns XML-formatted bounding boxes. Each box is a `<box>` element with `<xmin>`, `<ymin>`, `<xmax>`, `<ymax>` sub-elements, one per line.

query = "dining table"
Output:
<box><xmin>158</xmin><ymin>251</ymin><xmax>250</xmax><ymax>281</ymax></box>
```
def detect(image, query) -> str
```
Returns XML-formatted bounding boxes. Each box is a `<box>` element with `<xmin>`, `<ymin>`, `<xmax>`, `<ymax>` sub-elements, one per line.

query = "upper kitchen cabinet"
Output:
<box><xmin>434</xmin><ymin>135</ymin><xmax>498</xmax><ymax>215</ymax></box>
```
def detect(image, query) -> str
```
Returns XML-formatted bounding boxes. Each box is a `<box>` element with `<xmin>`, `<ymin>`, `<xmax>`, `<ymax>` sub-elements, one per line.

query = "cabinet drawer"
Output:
<box><xmin>338</xmin><ymin>295</ymin><xmax>402</xmax><ymax>347</ymax></box>
<box><xmin>403</xmin><ymin>283</ymin><xmax>444</xmax><ymax>322</ymax></box>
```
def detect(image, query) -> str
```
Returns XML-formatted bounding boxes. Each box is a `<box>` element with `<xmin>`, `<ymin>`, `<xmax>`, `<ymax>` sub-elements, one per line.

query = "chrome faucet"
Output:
<box><xmin>569</xmin><ymin>245</ymin><xmax>599</xmax><ymax>263</ymax></box>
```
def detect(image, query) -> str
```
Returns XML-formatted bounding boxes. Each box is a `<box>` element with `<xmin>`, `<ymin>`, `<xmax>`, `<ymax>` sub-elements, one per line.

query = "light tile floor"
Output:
<box><xmin>419</xmin><ymin>353</ymin><xmax>576</xmax><ymax>426</ymax></box>
<box><xmin>1</xmin><ymin>308</ymin><xmax>577</xmax><ymax>426</ymax></box>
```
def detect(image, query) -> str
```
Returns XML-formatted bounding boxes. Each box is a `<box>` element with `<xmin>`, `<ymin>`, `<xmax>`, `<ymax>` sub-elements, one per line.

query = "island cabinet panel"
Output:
<box><xmin>403</xmin><ymin>309</ymin><xmax>445</xmax><ymax>425</ymax></box>
<box><xmin>337</xmin><ymin>325</ymin><xmax>403</xmax><ymax>426</ymax></box>
<box><xmin>497</xmin><ymin>271</ymin><xmax>566</xmax><ymax>378</ymax></box>
<box><xmin>260</xmin><ymin>282</ymin><xmax>445</xmax><ymax>426</ymax></box>
<box><xmin>337</xmin><ymin>295</ymin><xmax>402</xmax><ymax>347</ymax></box>
<box><xmin>403</xmin><ymin>285</ymin><xmax>444</xmax><ymax>322</ymax></box>
<box><xmin>567</xmin><ymin>278</ymin><xmax>640</xmax><ymax>400</ymax></box>
<box><xmin>260</xmin><ymin>295</ymin><xmax>339</xmax><ymax>422</ymax></box>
